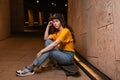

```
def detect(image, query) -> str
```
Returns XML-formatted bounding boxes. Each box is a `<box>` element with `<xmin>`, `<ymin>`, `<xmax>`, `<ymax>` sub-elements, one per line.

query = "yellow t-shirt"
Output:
<box><xmin>50</xmin><ymin>28</ymin><xmax>75</xmax><ymax>52</ymax></box>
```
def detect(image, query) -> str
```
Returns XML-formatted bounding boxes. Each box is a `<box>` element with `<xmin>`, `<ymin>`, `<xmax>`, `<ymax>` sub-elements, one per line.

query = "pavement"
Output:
<box><xmin>0</xmin><ymin>32</ymin><xmax>90</xmax><ymax>80</ymax></box>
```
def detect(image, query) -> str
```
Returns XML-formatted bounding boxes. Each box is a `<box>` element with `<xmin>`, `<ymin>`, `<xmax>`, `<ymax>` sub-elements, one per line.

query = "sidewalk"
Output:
<box><xmin>0</xmin><ymin>33</ymin><xmax>90</xmax><ymax>80</ymax></box>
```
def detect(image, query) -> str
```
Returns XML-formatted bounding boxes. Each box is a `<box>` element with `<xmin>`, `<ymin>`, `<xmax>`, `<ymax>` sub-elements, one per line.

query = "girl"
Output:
<box><xmin>16</xmin><ymin>13</ymin><xmax>76</xmax><ymax>76</ymax></box>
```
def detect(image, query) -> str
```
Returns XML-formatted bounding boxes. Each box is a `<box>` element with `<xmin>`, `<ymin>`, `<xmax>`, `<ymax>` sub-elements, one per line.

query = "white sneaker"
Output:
<box><xmin>16</xmin><ymin>67</ymin><xmax>34</xmax><ymax>77</ymax></box>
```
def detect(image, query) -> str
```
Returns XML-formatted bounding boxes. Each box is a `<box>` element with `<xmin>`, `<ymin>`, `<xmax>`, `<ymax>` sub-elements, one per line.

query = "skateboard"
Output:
<box><xmin>61</xmin><ymin>63</ymin><xmax>80</xmax><ymax>76</ymax></box>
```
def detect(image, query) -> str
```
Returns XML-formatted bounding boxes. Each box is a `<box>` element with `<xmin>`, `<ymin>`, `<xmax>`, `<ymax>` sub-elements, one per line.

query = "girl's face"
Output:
<box><xmin>52</xmin><ymin>19</ymin><xmax>62</xmax><ymax>30</ymax></box>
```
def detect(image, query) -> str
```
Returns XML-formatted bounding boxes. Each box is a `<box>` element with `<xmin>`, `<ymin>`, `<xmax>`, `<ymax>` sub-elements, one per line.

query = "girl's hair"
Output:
<box><xmin>50</xmin><ymin>13</ymin><xmax>76</xmax><ymax>43</ymax></box>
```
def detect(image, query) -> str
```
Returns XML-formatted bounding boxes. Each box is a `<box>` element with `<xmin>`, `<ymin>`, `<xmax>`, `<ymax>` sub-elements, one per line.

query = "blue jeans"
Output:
<box><xmin>31</xmin><ymin>40</ymin><xmax>74</xmax><ymax>66</ymax></box>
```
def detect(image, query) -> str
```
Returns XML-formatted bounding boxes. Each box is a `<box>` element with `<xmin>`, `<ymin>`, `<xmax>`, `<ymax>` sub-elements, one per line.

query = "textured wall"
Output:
<box><xmin>113</xmin><ymin>0</ymin><xmax>120</xmax><ymax>79</ymax></box>
<box><xmin>0</xmin><ymin>0</ymin><xmax>10</xmax><ymax>40</ymax></box>
<box><xmin>68</xmin><ymin>0</ymin><xmax>119</xmax><ymax>79</ymax></box>
<box><xmin>10</xmin><ymin>0</ymin><xmax>24</xmax><ymax>33</ymax></box>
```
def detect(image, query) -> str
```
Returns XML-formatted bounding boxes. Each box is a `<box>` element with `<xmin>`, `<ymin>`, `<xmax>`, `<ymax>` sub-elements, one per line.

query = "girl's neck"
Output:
<box><xmin>59</xmin><ymin>26</ymin><xmax>64</xmax><ymax>31</ymax></box>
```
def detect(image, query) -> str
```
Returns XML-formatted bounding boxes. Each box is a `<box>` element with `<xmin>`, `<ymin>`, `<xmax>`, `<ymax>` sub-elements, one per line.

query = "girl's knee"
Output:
<box><xmin>45</xmin><ymin>40</ymin><xmax>52</xmax><ymax>46</ymax></box>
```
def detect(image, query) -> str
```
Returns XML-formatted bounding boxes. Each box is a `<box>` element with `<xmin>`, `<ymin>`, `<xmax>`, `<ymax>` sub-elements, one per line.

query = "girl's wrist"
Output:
<box><xmin>40</xmin><ymin>50</ymin><xmax>44</xmax><ymax>54</ymax></box>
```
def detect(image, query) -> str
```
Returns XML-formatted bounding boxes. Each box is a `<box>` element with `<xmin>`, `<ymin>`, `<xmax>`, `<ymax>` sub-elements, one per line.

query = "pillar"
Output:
<box><xmin>39</xmin><ymin>11</ymin><xmax>43</xmax><ymax>25</ymax></box>
<box><xmin>0</xmin><ymin>0</ymin><xmax>10</xmax><ymax>40</ymax></box>
<box><xmin>28</xmin><ymin>9</ymin><xmax>34</xmax><ymax>26</ymax></box>
<box><xmin>10</xmin><ymin>0</ymin><xmax>24</xmax><ymax>33</ymax></box>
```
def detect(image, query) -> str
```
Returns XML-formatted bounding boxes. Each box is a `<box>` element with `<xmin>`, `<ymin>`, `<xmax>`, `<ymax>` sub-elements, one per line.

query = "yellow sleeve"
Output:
<box><xmin>50</xmin><ymin>33</ymin><xmax>56</xmax><ymax>41</ymax></box>
<box><xmin>57</xmin><ymin>29</ymin><xmax>69</xmax><ymax>42</ymax></box>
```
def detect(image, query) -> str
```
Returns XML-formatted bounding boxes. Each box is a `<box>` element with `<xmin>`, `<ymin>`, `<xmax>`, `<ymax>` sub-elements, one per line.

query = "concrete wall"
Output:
<box><xmin>0</xmin><ymin>0</ymin><xmax>10</xmax><ymax>40</ymax></box>
<box><xmin>10</xmin><ymin>0</ymin><xmax>24</xmax><ymax>33</ymax></box>
<box><xmin>0</xmin><ymin>0</ymin><xmax>24</xmax><ymax>40</ymax></box>
<box><xmin>68</xmin><ymin>0</ymin><xmax>120</xmax><ymax>80</ymax></box>
<box><xmin>113</xmin><ymin>0</ymin><xmax>120</xmax><ymax>79</ymax></box>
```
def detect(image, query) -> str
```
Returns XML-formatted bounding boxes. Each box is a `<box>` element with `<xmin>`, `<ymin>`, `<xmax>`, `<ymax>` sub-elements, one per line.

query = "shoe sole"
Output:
<box><xmin>16</xmin><ymin>72</ymin><xmax>34</xmax><ymax>77</ymax></box>
<box><xmin>16</xmin><ymin>71</ymin><xmax>21</xmax><ymax>74</ymax></box>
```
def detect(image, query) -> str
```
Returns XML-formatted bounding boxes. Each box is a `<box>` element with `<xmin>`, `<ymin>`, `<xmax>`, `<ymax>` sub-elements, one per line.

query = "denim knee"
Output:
<box><xmin>45</xmin><ymin>40</ymin><xmax>52</xmax><ymax>46</ymax></box>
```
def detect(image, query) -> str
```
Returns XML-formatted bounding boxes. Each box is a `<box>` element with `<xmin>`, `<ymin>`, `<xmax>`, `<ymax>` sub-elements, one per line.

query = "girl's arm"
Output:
<box><xmin>44</xmin><ymin>21</ymin><xmax>53</xmax><ymax>40</ymax></box>
<box><xmin>36</xmin><ymin>39</ymin><xmax>61</xmax><ymax>58</ymax></box>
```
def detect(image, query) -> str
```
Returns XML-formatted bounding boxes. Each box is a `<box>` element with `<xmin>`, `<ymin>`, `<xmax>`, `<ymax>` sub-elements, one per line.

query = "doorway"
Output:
<box><xmin>23</xmin><ymin>0</ymin><xmax>68</xmax><ymax>33</ymax></box>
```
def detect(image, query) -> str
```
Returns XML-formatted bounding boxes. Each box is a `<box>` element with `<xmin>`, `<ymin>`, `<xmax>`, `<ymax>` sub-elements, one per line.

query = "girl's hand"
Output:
<box><xmin>36</xmin><ymin>51</ymin><xmax>42</xmax><ymax>58</ymax></box>
<box><xmin>47</xmin><ymin>21</ymin><xmax>53</xmax><ymax>27</ymax></box>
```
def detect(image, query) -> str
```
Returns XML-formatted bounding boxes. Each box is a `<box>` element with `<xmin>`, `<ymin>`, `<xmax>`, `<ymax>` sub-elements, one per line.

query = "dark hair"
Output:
<box><xmin>50</xmin><ymin>13</ymin><xmax>76</xmax><ymax>43</ymax></box>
